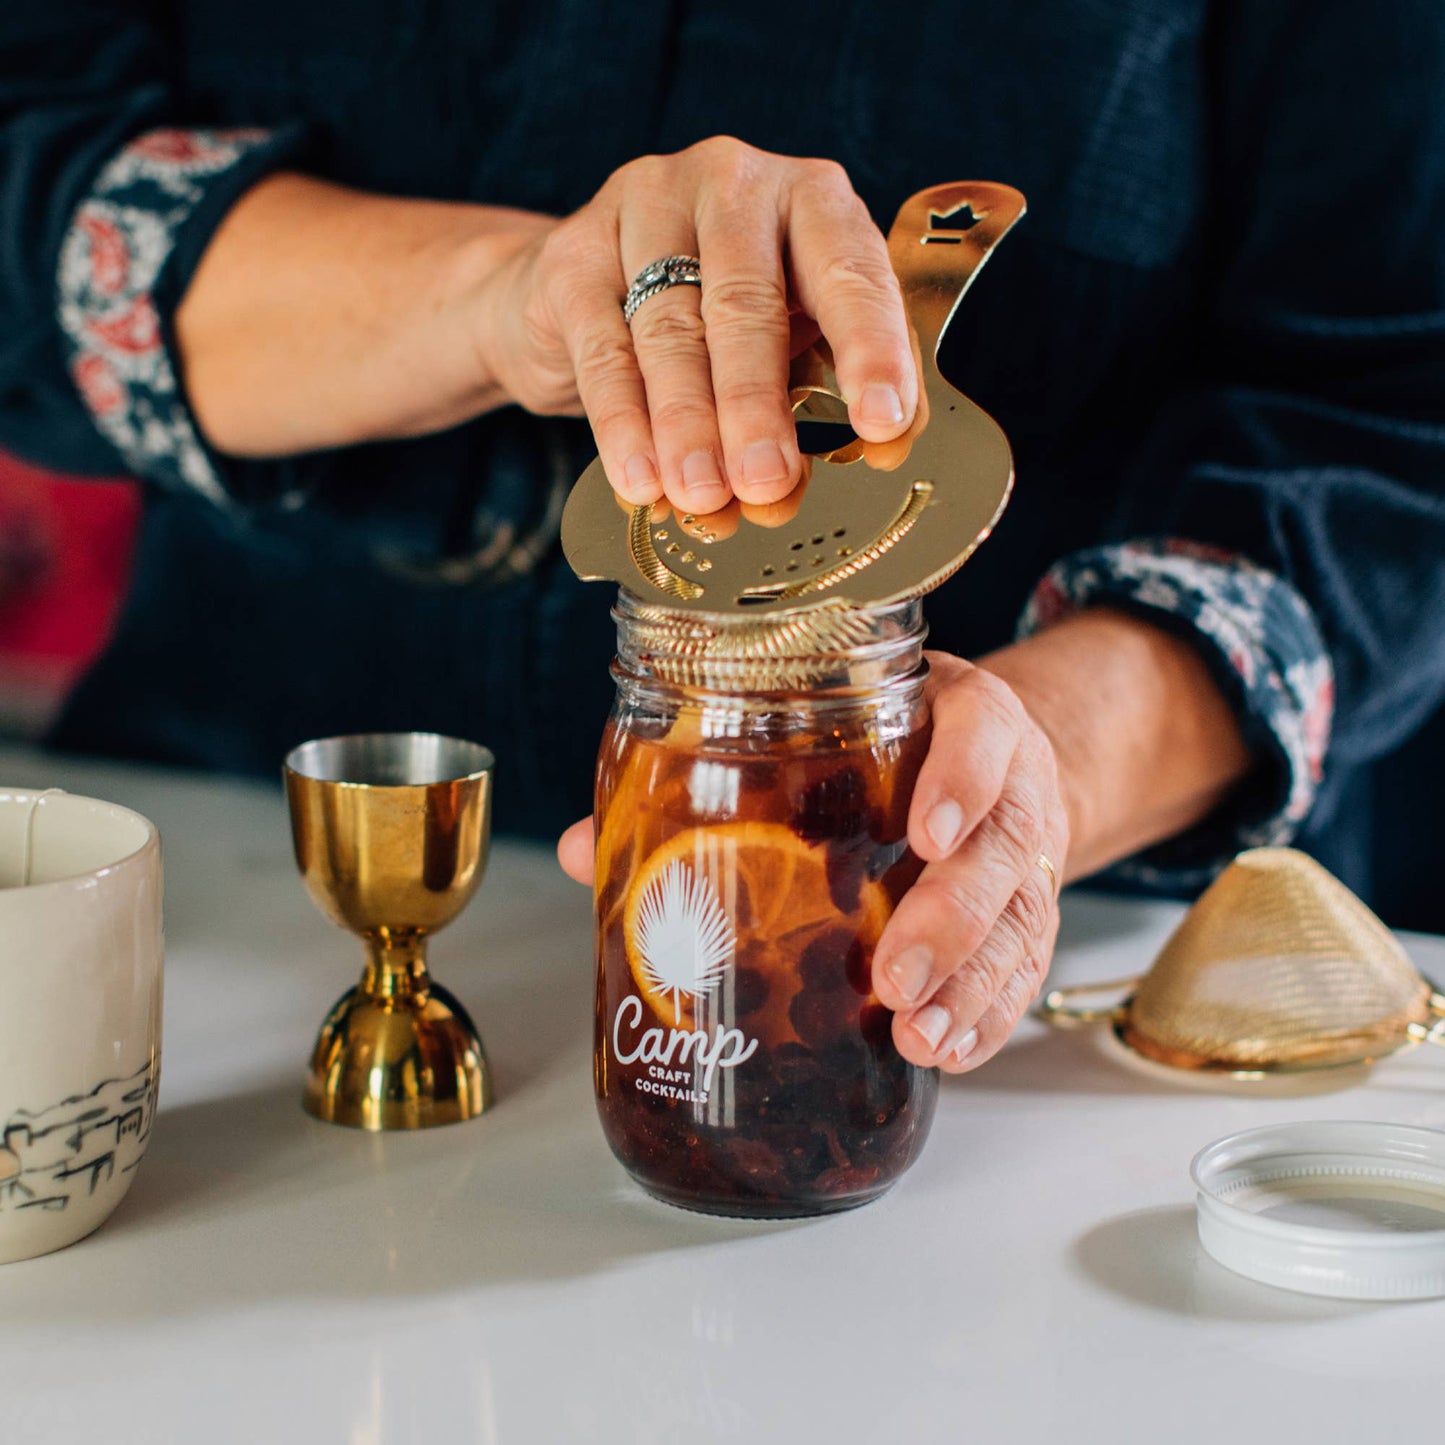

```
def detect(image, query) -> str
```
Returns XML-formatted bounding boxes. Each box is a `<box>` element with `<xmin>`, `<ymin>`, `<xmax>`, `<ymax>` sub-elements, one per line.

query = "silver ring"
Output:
<box><xmin>623</xmin><ymin>254</ymin><xmax>702</xmax><ymax>323</ymax></box>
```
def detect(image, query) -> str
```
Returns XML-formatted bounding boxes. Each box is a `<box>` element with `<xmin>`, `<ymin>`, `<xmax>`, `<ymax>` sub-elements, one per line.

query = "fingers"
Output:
<box><xmin>868</xmin><ymin>653</ymin><xmax>1068</xmax><ymax>1072</ymax></box>
<box><xmin>894</xmin><ymin>885</ymin><xmax>1061</xmax><ymax>1072</ymax></box>
<box><xmin>873</xmin><ymin>762</ymin><xmax>1048</xmax><ymax>1016</ymax></box>
<box><xmin>784</xmin><ymin>160</ymin><xmax>916</xmax><ymax>443</ymax></box>
<box><xmin>557</xmin><ymin>816</ymin><xmax>596</xmax><ymax>886</ymax></box>
<box><xmin>620</xmin><ymin>197</ymin><xmax>732</xmax><ymax>515</ymax></box>
<box><xmin>545</xmin><ymin>140</ymin><xmax>913</xmax><ymax>510</ymax></box>
<box><xmin>907</xmin><ymin>656</ymin><xmax>1023</xmax><ymax>864</ymax></box>
<box><xmin>543</xmin><ymin>220</ymin><xmax>665</xmax><ymax>508</ymax></box>
<box><xmin>695</xmin><ymin>174</ymin><xmax>801</xmax><ymax>504</ymax></box>
<box><xmin>872</xmin><ymin>660</ymin><xmax>1043</xmax><ymax>1014</ymax></box>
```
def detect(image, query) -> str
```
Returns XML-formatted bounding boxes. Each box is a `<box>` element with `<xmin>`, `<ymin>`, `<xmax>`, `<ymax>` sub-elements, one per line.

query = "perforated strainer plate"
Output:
<box><xmin>562</xmin><ymin>182</ymin><xmax>1026</xmax><ymax>617</ymax></box>
<box><xmin>1192</xmin><ymin>1122</ymin><xmax>1445</xmax><ymax>1299</ymax></box>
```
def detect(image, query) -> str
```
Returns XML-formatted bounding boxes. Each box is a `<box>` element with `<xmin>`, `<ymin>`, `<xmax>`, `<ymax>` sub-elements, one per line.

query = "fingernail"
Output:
<box><xmin>950</xmin><ymin>1028</ymin><xmax>980</xmax><ymax>1066</ymax></box>
<box><xmin>623</xmin><ymin>453</ymin><xmax>658</xmax><ymax>494</ymax></box>
<box><xmin>682</xmin><ymin>450</ymin><xmax>729</xmax><ymax>505</ymax></box>
<box><xmin>857</xmin><ymin>383</ymin><xmax>905</xmax><ymax>430</ymax></box>
<box><xmin>885</xmin><ymin>943</ymin><xmax>933</xmax><ymax>1005</ymax></box>
<box><xmin>926</xmin><ymin>798</ymin><xmax>964</xmax><ymax>855</ymax></box>
<box><xmin>910</xmin><ymin>1002</ymin><xmax>950</xmax><ymax>1051</ymax></box>
<box><xmin>740</xmin><ymin>439</ymin><xmax>789</xmax><ymax>489</ymax></box>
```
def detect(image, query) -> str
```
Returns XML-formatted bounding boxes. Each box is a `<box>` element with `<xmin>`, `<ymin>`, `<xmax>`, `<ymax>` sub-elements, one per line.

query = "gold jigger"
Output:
<box><xmin>283</xmin><ymin>733</ymin><xmax>495</xmax><ymax>1129</ymax></box>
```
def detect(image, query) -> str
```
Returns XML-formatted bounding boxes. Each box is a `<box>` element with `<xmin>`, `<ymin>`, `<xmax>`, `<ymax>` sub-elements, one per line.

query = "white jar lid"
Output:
<box><xmin>1191</xmin><ymin>1121</ymin><xmax>1445</xmax><ymax>1300</ymax></box>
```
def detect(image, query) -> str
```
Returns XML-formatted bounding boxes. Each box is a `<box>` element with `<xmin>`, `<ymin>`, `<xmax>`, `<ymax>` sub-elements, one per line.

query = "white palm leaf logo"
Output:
<box><xmin>634</xmin><ymin>860</ymin><xmax>736</xmax><ymax>1018</ymax></box>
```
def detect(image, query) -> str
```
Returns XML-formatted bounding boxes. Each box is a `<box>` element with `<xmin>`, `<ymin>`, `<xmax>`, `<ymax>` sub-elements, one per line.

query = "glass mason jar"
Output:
<box><xmin>592</xmin><ymin>592</ymin><xmax>938</xmax><ymax>1217</ymax></box>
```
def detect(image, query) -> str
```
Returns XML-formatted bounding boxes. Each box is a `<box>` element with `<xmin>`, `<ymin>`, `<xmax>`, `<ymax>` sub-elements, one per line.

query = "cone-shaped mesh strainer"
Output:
<box><xmin>1042</xmin><ymin>848</ymin><xmax>1445</xmax><ymax>1075</ymax></box>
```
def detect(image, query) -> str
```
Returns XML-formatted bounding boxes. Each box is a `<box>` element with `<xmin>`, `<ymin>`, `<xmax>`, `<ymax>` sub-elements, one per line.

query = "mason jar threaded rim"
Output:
<box><xmin>612</xmin><ymin>590</ymin><xmax>928</xmax><ymax>694</ymax></box>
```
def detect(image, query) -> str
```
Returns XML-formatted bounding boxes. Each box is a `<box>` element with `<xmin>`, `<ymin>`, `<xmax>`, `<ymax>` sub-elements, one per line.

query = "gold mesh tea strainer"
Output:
<box><xmin>1041</xmin><ymin>848</ymin><xmax>1445</xmax><ymax>1076</ymax></box>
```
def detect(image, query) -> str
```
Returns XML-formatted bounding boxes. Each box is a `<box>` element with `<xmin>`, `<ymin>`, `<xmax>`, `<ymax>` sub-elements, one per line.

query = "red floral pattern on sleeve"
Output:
<box><xmin>57</xmin><ymin>127</ymin><xmax>274</xmax><ymax>502</ymax></box>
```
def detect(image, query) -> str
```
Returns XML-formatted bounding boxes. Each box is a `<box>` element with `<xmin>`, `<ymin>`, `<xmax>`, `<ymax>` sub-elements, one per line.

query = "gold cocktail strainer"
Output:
<box><xmin>1042</xmin><ymin>848</ymin><xmax>1445</xmax><ymax>1076</ymax></box>
<box><xmin>562</xmin><ymin>181</ymin><xmax>1028</xmax><ymax>684</ymax></box>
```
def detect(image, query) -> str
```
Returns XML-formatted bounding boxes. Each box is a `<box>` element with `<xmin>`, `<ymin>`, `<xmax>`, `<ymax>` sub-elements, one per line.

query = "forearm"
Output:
<box><xmin>174</xmin><ymin>173</ymin><xmax>555</xmax><ymax>457</ymax></box>
<box><xmin>980</xmin><ymin>607</ymin><xmax>1252</xmax><ymax>881</ymax></box>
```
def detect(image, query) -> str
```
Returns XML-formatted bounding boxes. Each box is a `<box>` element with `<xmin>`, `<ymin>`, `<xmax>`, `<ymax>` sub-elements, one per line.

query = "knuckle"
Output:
<box><xmin>968</xmin><ymin>976</ymin><xmax>1035</xmax><ymax>1060</ymax></box>
<box><xmin>931</xmin><ymin>675</ymin><xmax>992</xmax><ymax>736</ymax></box>
<box><xmin>969</xmin><ymin>669</ymin><xmax>1027</xmax><ymax>728</ymax></box>
<box><xmin>584</xmin><ymin>395</ymin><xmax>644</xmax><ymax>438</ymax></box>
<box><xmin>570</xmin><ymin>328</ymin><xmax>634</xmax><ymax>387</ymax></box>
<box><xmin>538</xmin><ymin>221</ymin><xmax>603</xmax><ymax>296</ymax></box>
<box><xmin>838</xmin><ymin>329</ymin><xmax>913</xmax><ymax>380</ymax></box>
<box><xmin>712</xmin><ymin>375</ymin><xmax>785</xmax><ymax>415</ymax></box>
<box><xmin>997</xmin><ymin>963</ymin><xmax>1043</xmax><ymax>1025</ymax></box>
<box><xmin>613</xmin><ymin>152</ymin><xmax>668</xmax><ymax>190</ymax></box>
<box><xmin>988</xmin><ymin>786</ymin><xmax>1045</xmax><ymax>869</ymax></box>
<box><xmin>702</xmin><ymin>275</ymin><xmax>788</xmax><ymax>328</ymax></box>
<box><xmin>1010</xmin><ymin>879</ymin><xmax>1054</xmax><ymax>947</ymax></box>
<box><xmin>692</xmin><ymin>134</ymin><xmax>758</xmax><ymax>178</ymax></box>
<box><xmin>1023</xmin><ymin>725</ymin><xmax>1059</xmax><ymax>791</ymax></box>
<box><xmin>799</xmin><ymin>155</ymin><xmax>852</xmax><ymax>193</ymax></box>
<box><xmin>1021</xmin><ymin>945</ymin><xmax>1050</xmax><ymax>998</ymax></box>
<box><xmin>923</xmin><ymin>650</ymin><xmax>972</xmax><ymax>692</ymax></box>
<box><xmin>949</xmin><ymin>951</ymin><xmax>1008</xmax><ymax>1021</ymax></box>
<box><xmin>921</xmin><ymin>875</ymin><xmax>998</xmax><ymax>956</ymax></box>
<box><xmin>630</xmin><ymin>303</ymin><xmax>708</xmax><ymax>352</ymax></box>
<box><xmin>819</xmin><ymin>253</ymin><xmax>899</xmax><ymax>308</ymax></box>
<box><xmin>649</xmin><ymin>396</ymin><xmax>717</xmax><ymax>433</ymax></box>
<box><xmin>513</xmin><ymin>372</ymin><xmax>578</xmax><ymax>418</ymax></box>
<box><xmin>695</xmin><ymin>134</ymin><xmax>749</xmax><ymax>158</ymax></box>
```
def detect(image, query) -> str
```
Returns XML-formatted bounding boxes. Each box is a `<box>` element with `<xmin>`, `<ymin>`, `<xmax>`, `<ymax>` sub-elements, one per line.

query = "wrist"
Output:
<box><xmin>442</xmin><ymin>210</ymin><xmax>557</xmax><ymax>414</ymax></box>
<box><xmin>176</xmin><ymin>175</ymin><xmax>557</xmax><ymax>455</ymax></box>
<box><xmin>979</xmin><ymin>606</ymin><xmax>1252</xmax><ymax>880</ymax></box>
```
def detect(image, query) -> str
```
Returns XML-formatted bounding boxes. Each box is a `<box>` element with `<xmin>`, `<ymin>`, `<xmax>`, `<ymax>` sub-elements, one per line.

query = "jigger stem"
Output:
<box><xmin>361</xmin><ymin>932</ymin><xmax>430</xmax><ymax>1001</ymax></box>
<box><xmin>304</xmin><ymin>933</ymin><xmax>492</xmax><ymax>1130</ymax></box>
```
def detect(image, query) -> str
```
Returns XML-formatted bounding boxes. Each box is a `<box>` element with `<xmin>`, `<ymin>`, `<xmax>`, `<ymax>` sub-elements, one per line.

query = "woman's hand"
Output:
<box><xmin>868</xmin><ymin>653</ymin><xmax>1066</xmax><ymax>1071</ymax></box>
<box><xmin>559</xmin><ymin>609</ymin><xmax>1256</xmax><ymax>1075</ymax></box>
<box><xmin>177</xmin><ymin>142</ymin><xmax>912</xmax><ymax>484</ymax></box>
<box><xmin>472</xmin><ymin>136</ymin><xmax>917</xmax><ymax>513</ymax></box>
<box><xmin>557</xmin><ymin>651</ymin><xmax>1066</xmax><ymax>1073</ymax></box>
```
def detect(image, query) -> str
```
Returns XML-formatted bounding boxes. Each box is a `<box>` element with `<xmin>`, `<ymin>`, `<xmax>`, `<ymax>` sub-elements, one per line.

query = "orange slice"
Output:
<box><xmin>622</xmin><ymin>822</ymin><xmax>891</xmax><ymax>1029</ymax></box>
<box><xmin>594</xmin><ymin>713</ymin><xmax>709</xmax><ymax>920</ymax></box>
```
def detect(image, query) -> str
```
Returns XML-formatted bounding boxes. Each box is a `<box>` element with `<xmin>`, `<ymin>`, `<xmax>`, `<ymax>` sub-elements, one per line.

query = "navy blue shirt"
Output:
<box><xmin>1</xmin><ymin>2</ymin><xmax>1443</xmax><ymax>924</ymax></box>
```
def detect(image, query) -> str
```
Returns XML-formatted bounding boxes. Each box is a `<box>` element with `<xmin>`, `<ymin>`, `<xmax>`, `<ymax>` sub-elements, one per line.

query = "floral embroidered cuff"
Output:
<box><xmin>57</xmin><ymin>127</ymin><xmax>304</xmax><ymax>504</ymax></box>
<box><xmin>1018</xmin><ymin>539</ymin><xmax>1334</xmax><ymax>890</ymax></box>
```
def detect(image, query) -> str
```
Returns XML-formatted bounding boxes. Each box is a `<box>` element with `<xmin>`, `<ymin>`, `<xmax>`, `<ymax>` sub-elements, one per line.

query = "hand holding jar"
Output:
<box><xmin>556</xmin><ymin>644</ymin><xmax>1069</xmax><ymax>1084</ymax></box>
<box><xmin>553</xmin><ymin>178</ymin><xmax>1254</xmax><ymax>1215</ymax></box>
<box><xmin>559</xmin><ymin>608</ymin><xmax>1248</xmax><ymax>1084</ymax></box>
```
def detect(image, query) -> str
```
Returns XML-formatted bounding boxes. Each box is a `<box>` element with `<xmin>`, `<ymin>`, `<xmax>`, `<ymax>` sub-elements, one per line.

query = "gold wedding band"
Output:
<box><xmin>1035</xmin><ymin>852</ymin><xmax>1059</xmax><ymax>899</ymax></box>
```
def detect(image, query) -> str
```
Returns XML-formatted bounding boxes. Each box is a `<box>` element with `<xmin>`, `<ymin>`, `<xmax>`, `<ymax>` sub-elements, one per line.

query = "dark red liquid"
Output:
<box><xmin>593</xmin><ymin>703</ymin><xmax>936</xmax><ymax>1217</ymax></box>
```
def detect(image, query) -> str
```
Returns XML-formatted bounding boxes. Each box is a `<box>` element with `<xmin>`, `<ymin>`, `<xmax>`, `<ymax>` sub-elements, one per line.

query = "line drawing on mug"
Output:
<box><xmin>0</xmin><ymin>1061</ymin><xmax>157</xmax><ymax>1212</ymax></box>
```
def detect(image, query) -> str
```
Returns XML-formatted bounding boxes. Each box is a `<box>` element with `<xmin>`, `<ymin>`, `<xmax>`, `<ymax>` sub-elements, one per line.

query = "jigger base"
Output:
<box><xmin>304</xmin><ymin>982</ymin><xmax>491</xmax><ymax>1130</ymax></box>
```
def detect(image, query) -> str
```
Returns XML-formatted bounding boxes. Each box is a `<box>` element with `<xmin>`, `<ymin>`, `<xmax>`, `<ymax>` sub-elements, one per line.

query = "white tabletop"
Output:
<box><xmin>1</xmin><ymin>747</ymin><xmax>1442</xmax><ymax>1444</ymax></box>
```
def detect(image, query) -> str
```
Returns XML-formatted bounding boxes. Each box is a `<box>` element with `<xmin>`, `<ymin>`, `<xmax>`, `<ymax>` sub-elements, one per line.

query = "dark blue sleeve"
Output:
<box><xmin>1112</xmin><ymin>0</ymin><xmax>1445</xmax><ymax>774</ymax></box>
<box><xmin>0</xmin><ymin>2</ymin><xmax>303</xmax><ymax>488</ymax></box>
<box><xmin>0</xmin><ymin>3</ymin><xmax>172</xmax><ymax>473</ymax></box>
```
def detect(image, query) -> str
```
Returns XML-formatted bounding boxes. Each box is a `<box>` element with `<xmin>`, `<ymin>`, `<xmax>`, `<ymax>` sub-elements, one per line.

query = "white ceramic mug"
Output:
<box><xmin>0</xmin><ymin>788</ymin><xmax>162</xmax><ymax>1263</ymax></box>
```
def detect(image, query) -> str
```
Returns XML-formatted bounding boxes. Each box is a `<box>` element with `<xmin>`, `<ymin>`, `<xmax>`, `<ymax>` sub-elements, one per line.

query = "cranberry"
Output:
<box><xmin>792</xmin><ymin>765</ymin><xmax>870</xmax><ymax>843</ymax></box>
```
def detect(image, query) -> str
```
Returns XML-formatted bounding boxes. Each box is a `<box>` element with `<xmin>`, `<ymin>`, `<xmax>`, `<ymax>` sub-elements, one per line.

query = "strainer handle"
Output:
<box><xmin>1037</xmin><ymin>976</ymin><xmax>1140</xmax><ymax>1028</ymax></box>
<box><xmin>1407</xmin><ymin>984</ymin><xmax>1445</xmax><ymax>1049</ymax></box>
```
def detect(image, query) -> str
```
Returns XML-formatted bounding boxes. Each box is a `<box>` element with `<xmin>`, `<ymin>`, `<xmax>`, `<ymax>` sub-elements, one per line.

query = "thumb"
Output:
<box><xmin>557</xmin><ymin>816</ymin><xmax>596</xmax><ymax>886</ymax></box>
